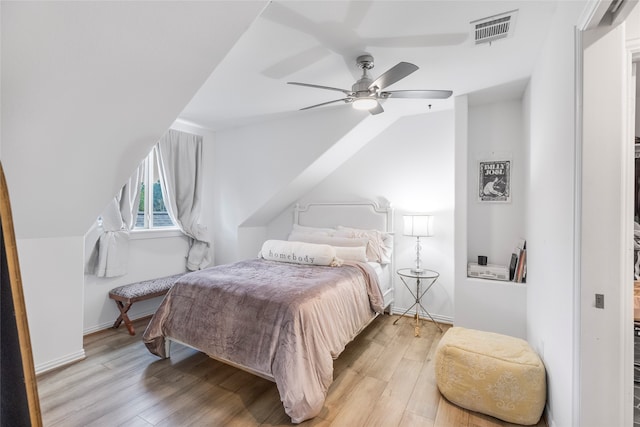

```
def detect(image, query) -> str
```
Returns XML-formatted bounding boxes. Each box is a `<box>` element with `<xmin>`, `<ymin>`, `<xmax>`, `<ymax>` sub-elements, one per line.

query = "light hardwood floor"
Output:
<box><xmin>37</xmin><ymin>315</ymin><xmax>547</xmax><ymax>427</ymax></box>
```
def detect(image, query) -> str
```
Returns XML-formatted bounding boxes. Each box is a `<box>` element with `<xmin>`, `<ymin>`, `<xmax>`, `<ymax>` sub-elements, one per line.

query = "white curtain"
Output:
<box><xmin>155</xmin><ymin>129</ymin><xmax>211</xmax><ymax>270</ymax></box>
<box><xmin>94</xmin><ymin>164</ymin><xmax>144</xmax><ymax>277</ymax></box>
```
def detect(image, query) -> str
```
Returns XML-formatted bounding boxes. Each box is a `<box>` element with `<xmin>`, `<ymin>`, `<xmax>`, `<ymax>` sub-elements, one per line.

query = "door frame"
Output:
<box><xmin>575</xmin><ymin>3</ymin><xmax>639</xmax><ymax>426</ymax></box>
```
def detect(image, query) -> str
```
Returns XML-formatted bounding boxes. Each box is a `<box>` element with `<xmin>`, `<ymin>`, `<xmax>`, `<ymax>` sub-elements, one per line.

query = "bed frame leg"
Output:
<box><xmin>164</xmin><ymin>339</ymin><xmax>172</xmax><ymax>359</ymax></box>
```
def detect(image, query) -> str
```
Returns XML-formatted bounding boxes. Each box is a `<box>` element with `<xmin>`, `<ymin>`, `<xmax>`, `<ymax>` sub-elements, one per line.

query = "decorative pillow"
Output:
<box><xmin>288</xmin><ymin>232</ymin><xmax>369</xmax><ymax>248</ymax></box>
<box><xmin>260</xmin><ymin>240</ymin><xmax>341</xmax><ymax>266</ymax></box>
<box><xmin>333</xmin><ymin>246</ymin><xmax>368</xmax><ymax>262</ymax></box>
<box><xmin>380</xmin><ymin>233</ymin><xmax>394</xmax><ymax>264</ymax></box>
<box><xmin>334</xmin><ymin>226</ymin><xmax>393</xmax><ymax>264</ymax></box>
<box><xmin>291</xmin><ymin>224</ymin><xmax>335</xmax><ymax>235</ymax></box>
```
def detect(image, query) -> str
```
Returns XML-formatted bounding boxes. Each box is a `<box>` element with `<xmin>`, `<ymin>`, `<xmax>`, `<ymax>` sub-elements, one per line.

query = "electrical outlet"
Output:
<box><xmin>595</xmin><ymin>293</ymin><xmax>604</xmax><ymax>309</ymax></box>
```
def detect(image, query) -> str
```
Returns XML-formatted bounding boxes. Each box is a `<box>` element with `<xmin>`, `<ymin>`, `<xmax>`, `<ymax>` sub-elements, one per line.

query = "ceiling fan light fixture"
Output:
<box><xmin>289</xmin><ymin>55</ymin><xmax>451</xmax><ymax>114</ymax></box>
<box><xmin>352</xmin><ymin>97</ymin><xmax>378</xmax><ymax>111</ymax></box>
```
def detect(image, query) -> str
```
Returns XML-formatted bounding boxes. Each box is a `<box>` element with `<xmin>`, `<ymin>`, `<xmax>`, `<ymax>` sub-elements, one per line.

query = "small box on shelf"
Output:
<box><xmin>467</xmin><ymin>262</ymin><xmax>509</xmax><ymax>281</ymax></box>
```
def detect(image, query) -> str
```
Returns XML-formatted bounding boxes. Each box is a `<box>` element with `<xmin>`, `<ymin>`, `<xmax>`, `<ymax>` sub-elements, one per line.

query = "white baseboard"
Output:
<box><xmin>35</xmin><ymin>349</ymin><xmax>86</xmax><ymax>375</ymax></box>
<box><xmin>83</xmin><ymin>309</ymin><xmax>158</xmax><ymax>335</ymax></box>
<box><xmin>38</xmin><ymin>310</ymin><xmax>158</xmax><ymax>375</ymax></box>
<box><xmin>391</xmin><ymin>306</ymin><xmax>453</xmax><ymax>325</ymax></box>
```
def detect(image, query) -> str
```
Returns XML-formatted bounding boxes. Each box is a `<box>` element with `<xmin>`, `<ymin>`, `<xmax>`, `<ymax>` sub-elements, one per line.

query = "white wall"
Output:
<box><xmin>2</xmin><ymin>1</ymin><xmax>266</xmax><ymax>240</ymax></box>
<box><xmin>83</xmin><ymin>121</ymin><xmax>215</xmax><ymax>335</ymax></box>
<box><xmin>580</xmin><ymin>19</ymin><xmax>629</xmax><ymax>427</ymax></box>
<box><xmin>525</xmin><ymin>2</ymin><xmax>586</xmax><ymax>426</ymax></box>
<box><xmin>83</xmin><ymin>233</ymin><xmax>190</xmax><ymax>335</ymax></box>
<box><xmin>454</xmin><ymin>95</ymin><xmax>527</xmax><ymax>339</ymax></box>
<box><xmin>272</xmin><ymin>111</ymin><xmax>456</xmax><ymax>323</ymax></box>
<box><xmin>212</xmin><ymin>108</ymin><xmax>366</xmax><ymax>265</ymax></box>
<box><xmin>18</xmin><ymin>236</ymin><xmax>85</xmax><ymax>373</ymax></box>
<box><xmin>467</xmin><ymin>99</ymin><xmax>526</xmax><ymax>266</ymax></box>
<box><xmin>0</xmin><ymin>1</ymin><xmax>266</xmax><ymax>370</ymax></box>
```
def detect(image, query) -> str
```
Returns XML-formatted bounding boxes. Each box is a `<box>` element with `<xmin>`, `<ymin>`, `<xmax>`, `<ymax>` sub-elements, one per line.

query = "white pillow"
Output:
<box><xmin>288</xmin><ymin>231</ymin><xmax>369</xmax><ymax>248</ymax></box>
<box><xmin>260</xmin><ymin>240</ymin><xmax>341</xmax><ymax>266</ymax></box>
<box><xmin>334</xmin><ymin>226</ymin><xmax>393</xmax><ymax>264</ymax></box>
<box><xmin>333</xmin><ymin>246</ymin><xmax>368</xmax><ymax>262</ymax></box>
<box><xmin>291</xmin><ymin>224</ymin><xmax>335</xmax><ymax>235</ymax></box>
<box><xmin>380</xmin><ymin>233</ymin><xmax>394</xmax><ymax>264</ymax></box>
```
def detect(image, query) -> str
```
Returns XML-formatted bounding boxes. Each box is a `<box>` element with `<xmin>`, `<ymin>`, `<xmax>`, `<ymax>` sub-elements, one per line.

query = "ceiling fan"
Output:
<box><xmin>288</xmin><ymin>54</ymin><xmax>452</xmax><ymax>115</ymax></box>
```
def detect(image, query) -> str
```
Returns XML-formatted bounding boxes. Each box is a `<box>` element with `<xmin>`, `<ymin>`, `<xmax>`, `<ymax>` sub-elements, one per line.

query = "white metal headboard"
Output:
<box><xmin>294</xmin><ymin>201</ymin><xmax>394</xmax><ymax>233</ymax></box>
<box><xmin>294</xmin><ymin>200</ymin><xmax>395</xmax><ymax>312</ymax></box>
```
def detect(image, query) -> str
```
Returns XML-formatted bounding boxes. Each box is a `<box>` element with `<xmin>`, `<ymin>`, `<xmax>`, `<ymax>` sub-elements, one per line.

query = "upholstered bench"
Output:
<box><xmin>434</xmin><ymin>327</ymin><xmax>546</xmax><ymax>425</ymax></box>
<box><xmin>108</xmin><ymin>273</ymin><xmax>184</xmax><ymax>335</ymax></box>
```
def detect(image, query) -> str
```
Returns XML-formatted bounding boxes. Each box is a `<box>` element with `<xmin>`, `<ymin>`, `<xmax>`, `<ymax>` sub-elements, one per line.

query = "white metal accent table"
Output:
<box><xmin>394</xmin><ymin>268</ymin><xmax>442</xmax><ymax>336</ymax></box>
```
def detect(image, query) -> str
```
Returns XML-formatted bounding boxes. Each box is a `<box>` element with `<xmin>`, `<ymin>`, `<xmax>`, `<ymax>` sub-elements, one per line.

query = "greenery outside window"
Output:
<box><xmin>135</xmin><ymin>149</ymin><xmax>176</xmax><ymax>230</ymax></box>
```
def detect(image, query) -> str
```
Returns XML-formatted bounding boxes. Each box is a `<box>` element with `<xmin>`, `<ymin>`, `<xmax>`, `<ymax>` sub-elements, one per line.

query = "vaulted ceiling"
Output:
<box><xmin>178</xmin><ymin>0</ymin><xmax>560</xmax><ymax>130</ymax></box>
<box><xmin>1</xmin><ymin>0</ymin><xmax>568</xmax><ymax>240</ymax></box>
<box><xmin>1</xmin><ymin>1</ymin><xmax>268</xmax><ymax>239</ymax></box>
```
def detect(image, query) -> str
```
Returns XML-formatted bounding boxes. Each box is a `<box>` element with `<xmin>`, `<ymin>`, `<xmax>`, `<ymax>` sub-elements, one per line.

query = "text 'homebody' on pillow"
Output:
<box><xmin>260</xmin><ymin>240</ymin><xmax>342</xmax><ymax>266</ymax></box>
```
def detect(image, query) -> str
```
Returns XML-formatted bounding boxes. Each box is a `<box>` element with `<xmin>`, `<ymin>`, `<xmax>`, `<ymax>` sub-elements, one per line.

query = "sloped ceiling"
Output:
<box><xmin>1</xmin><ymin>0</ymin><xmax>568</xmax><ymax>240</ymax></box>
<box><xmin>179</xmin><ymin>0</ymin><xmax>559</xmax><ymax>130</ymax></box>
<box><xmin>177</xmin><ymin>0</ymin><xmax>562</xmax><ymax>236</ymax></box>
<box><xmin>1</xmin><ymin>1</ymin><xmax>268</xmax><ymax>239</ymax></box>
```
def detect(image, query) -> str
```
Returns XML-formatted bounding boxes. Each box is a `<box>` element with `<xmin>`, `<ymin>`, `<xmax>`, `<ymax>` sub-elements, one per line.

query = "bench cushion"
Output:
<box><xmin>109</xmin><ymin>273</ymin><xmax>184</xmax><ymax>301</ymax></box>
<box><xmin>435</xmin><ymin>327</ymin><xmax>546</xmax><ymax>425</ymax></box>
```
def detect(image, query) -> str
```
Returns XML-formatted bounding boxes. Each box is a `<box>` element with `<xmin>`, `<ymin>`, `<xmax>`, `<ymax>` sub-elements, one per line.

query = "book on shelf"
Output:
<box><xmin>509</xmin><ymin>253</ymin><xmax>518</xmax><ymax>281</ymax></box>
<box><xmin>511</xmin><ymin>239</ymin><xmax>527</xmax><ymax>283</ymax></box>
<box><xmin>516</xmin><ymin>249</ymin><xmax>526</xmax><ymax>282</ymax></box>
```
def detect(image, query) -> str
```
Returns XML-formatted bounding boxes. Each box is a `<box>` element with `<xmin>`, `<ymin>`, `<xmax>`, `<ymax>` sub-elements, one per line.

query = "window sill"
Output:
<box><xmin>130</xmin><ymin>228</ymin><xmax>183</xmax><ymax>240</ymax></box>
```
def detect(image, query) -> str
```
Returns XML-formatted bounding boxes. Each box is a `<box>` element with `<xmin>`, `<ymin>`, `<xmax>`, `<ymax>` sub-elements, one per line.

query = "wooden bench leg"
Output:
<box><xmin>113</xmin><ymin>300</ymin><xmax>135</xmax><ymax>335</ymax></box>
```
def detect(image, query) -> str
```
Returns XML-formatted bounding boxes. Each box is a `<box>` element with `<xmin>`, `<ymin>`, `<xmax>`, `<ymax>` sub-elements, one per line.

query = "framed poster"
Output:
<box><xmin>478</xmin><ymin>159</ymin><xmax>511</xmax><ymax>203</ymax></box>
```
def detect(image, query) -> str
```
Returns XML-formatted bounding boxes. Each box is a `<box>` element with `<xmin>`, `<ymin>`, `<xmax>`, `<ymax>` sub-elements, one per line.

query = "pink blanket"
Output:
<box><xmin>142</xmin><ymin>258</ymin><xmax>383</xmax><ymax>423</ymax></box>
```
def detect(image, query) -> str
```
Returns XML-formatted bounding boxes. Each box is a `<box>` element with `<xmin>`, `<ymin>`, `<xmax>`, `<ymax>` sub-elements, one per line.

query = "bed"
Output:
<box><xmin>142</xmin><ymin>201</ymin><xmax>394</xmax><ymax>423</ymax></box>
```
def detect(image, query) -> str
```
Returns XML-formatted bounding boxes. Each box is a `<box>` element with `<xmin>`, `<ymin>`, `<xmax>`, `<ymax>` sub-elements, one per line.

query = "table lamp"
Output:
<box><xmin>403</xmin><ymin>214</ymin><xmax>434</xmax><ymax>273</ymax></box>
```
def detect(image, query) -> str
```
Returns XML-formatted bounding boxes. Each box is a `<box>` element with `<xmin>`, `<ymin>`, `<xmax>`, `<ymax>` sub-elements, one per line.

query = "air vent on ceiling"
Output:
<box><xmin>471</xmin><ymin>9</ymin><xmax>518</xmax><ymax>45</ymax></box>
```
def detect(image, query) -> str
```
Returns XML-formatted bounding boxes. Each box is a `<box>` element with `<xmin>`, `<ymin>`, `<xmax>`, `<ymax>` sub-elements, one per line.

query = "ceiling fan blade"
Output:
<box><xmin>366</xmin><ymin>33</ymin><xmax>469</xmax><ymax>47</ymax></box>
<box><xmin>262</xmin><ymin>46</ymin><xmax>331</xmax><ymax>79</ymax></box>
<box><xmin>262</xmin><ymin>2</ymin><xmax>321</xmax><ymax>36</ymax></box>
<box><xmin>344</xmin><ymin>0</ymin><xmax>373</xmax><ymax>28</ymax></box>
<box><xmin>369</xmin><ymin>103</ymin><xmax>384</xmax><ymax>115</ymax></box>
<box><xmin>300</xmin><ymin>98</ymin><xmax>351</xmax><ymax>111</ymax></box>
<box><xmin>384</xmin><ymin>90</ymin><xmax>453</xmax><ymax>99</ymax></box>
<box><xmin>288</xmin><ymin>82</ymin><xmax>353</xmax><ymax>96</ymax></box>
<box><xmin>369</xmin><ymin>62</ymin><xmax>419</xmax><ymax>91</ymax></box>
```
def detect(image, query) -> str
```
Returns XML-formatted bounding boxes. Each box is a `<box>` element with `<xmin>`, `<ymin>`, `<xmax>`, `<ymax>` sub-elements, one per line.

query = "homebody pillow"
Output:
<box><xmin>332</xmin><ymin>245</ymin><xmax>368</xmax><ymax>262</ymax></box>
<box><xmin>260</xmin><ymin>240</ymin><xmax>342</xmax><ymax>266</ymax></box>
<box><xmin>287</xmin><ymin>232</ymin><xmax>369</xmax><ymax>262</ymax></box>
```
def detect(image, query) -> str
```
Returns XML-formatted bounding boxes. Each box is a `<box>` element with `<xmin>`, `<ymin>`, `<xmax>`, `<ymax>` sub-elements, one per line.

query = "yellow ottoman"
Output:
<box><xmin>435</xmin><ymin>327</ymin><xmax>546</xmax><ymax>425</ymax></box>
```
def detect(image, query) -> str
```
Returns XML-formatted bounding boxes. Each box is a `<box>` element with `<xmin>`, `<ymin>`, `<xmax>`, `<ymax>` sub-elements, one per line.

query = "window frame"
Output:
<box><xmin>131</xmin><ymin>148</ymin><xmax>180</xmax><ymax>237</ymax></box>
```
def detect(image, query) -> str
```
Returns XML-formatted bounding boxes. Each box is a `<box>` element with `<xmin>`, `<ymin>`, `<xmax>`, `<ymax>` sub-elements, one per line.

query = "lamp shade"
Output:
<box><xmin>403</xmin><ymin>215</ymin><xmax>434</xmax><ymax>237</ymax></box>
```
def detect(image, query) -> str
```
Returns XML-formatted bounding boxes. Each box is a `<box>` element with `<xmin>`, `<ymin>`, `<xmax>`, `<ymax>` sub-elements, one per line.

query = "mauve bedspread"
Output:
<box><xmin>142</xmin><ymin>258</ymin><xmax>384</xmax><ymax>423</ymax></box>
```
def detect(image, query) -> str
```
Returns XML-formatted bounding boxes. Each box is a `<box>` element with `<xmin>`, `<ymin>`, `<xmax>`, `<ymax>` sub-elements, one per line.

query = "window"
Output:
<box><xmin>135</xmin><ymin>149</ymin><xmax>176</xmax><ymax>230</ymax></box>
